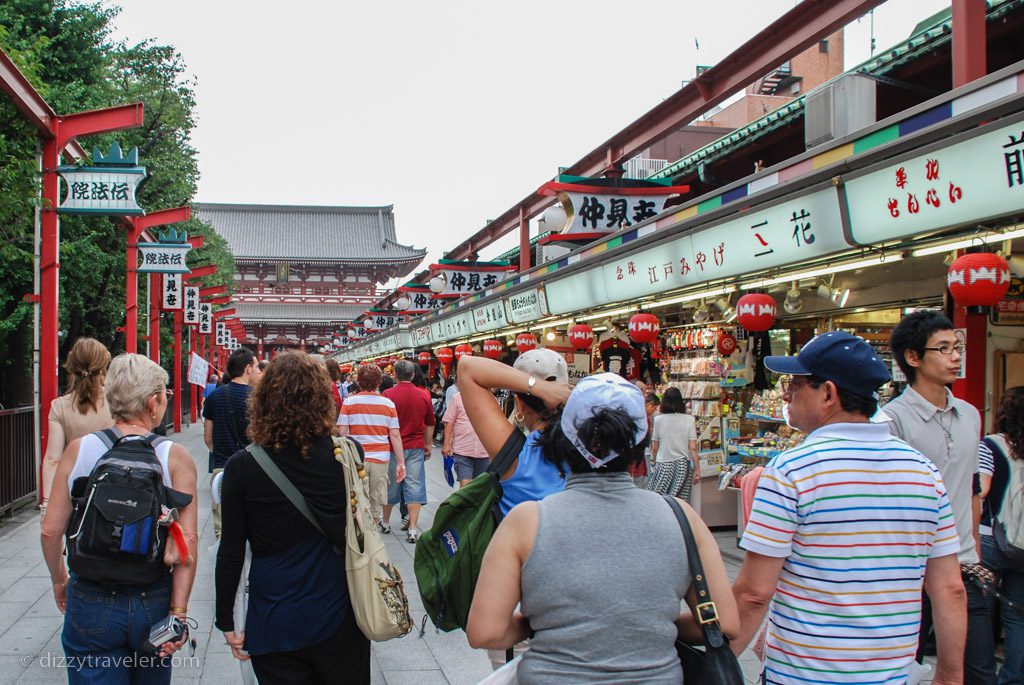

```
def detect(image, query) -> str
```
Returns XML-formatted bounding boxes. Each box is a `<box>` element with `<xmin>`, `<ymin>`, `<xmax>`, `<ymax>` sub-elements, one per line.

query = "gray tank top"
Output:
<box><xmin>518</xmin><ymin>472</ymin><xmax>690</xmax><ymax>684</ymax></box>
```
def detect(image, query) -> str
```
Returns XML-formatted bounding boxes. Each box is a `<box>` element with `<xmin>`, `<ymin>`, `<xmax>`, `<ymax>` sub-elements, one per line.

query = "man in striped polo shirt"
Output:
<box><xmin>338</xmin><ymin>364</ymin><xmax>406</xmax><ymax>533</ymax></box>
<box><xmin>731</xmin><ymin>332</ymin><xmax>967</xmax><ymax>685</ymax></box>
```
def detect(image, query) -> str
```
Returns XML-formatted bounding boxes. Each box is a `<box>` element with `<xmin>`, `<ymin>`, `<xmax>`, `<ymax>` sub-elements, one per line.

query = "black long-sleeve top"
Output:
<box><xmin>214</xmin><ymin>436</ymin><xmax>360</xmax><ymax>631</ymax></box>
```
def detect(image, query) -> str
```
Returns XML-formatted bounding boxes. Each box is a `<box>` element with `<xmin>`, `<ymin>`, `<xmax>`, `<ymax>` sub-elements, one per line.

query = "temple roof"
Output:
<box><xmin>194</xmin><ymin>203</ymin><xmax>427</xmax><ymax>268</ymax></box>
<box><xmin>233</xmin><ymin>302</ymin><xmax>365</xmax><ymax>323</ymax></box>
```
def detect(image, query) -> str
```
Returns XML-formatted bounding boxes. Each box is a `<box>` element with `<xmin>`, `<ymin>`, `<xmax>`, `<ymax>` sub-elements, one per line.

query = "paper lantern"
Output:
<box><xmin>417</xmin><ymin>351</ymin><xmax>432</xmax><ymax>365</ymax></box>
<box><xmin>567</xmin><ymin>323</ymin><xmax>594</xmax><ymax>350</ymax></box>
<box><xmin>515</xmin><ymin>333</ymin><xmax>537</xmax><ymax>353</ymax></box>
<box><xmin>947</xmin><ymin>253</ymin><xmax>1012</xmax><ymax>307</ymax></box>
<box><xmin>435</xmin><ymin>347</ymin><xmax>453</xmax><ymax>364</ymax></box>
<box><xmin>483</xmin><ymin>339</ymin><xmax>504</xmax><ymax>359</ymax></box>
<box><xmin>736</xmin><ymin>293</ymin><xmax>777</xmax><ymax>332</ymax></box>
<box><xmin>455</xmin><ymin>343</ymin><xmax>473</xmax><ymax>359</ymax></box>
<box><xmin>717</xmin><ymin>331</ymin><xmax>737</xmax><ymax>356</ymax></box>
<box><xmin>628</xmin><ymin>313</ymin><xmax>660</xmax><ymax>344</ymax></box>
<box><xmin>340</xmin><ymin>364</ymin><xmax>352</xmax><ymax>374</ymax></box>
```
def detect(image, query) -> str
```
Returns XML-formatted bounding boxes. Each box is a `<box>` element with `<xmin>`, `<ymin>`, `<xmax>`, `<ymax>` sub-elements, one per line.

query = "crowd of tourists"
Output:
<box><xmin>36</xmin><ymin>309</ymin><xmax>1024</xmax><ymax>684</ymax></box>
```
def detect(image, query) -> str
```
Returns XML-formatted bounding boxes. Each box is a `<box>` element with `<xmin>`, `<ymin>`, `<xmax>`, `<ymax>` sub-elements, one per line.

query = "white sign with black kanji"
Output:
<box><xmin>162</xmin><ymin>273</ymin><xmax>182</xmax><ymax>310</ymax></box>
<box><xmin>183</xmin><ymin>286</ymin><xmax>200</xmax><ymax>325</ymax></box>
<box><xmin>199</xmin><ymin>303</ymin><xmax>212</xmax><ymax>333</ymax></box>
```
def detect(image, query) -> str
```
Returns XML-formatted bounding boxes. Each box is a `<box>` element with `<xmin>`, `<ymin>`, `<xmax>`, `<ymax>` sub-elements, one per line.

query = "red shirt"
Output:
<box><xmin>383</xmin><ymin>381</ymin><xmax>435</xmax><ymax>450</ymax></box>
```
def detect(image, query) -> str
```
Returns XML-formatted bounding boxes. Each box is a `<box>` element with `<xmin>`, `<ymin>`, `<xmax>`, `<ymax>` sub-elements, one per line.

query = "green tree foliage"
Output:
<box><xmin>0</xmin><ymin>1</ymin><xmax>233</xmax><ymax>405</ymax></box>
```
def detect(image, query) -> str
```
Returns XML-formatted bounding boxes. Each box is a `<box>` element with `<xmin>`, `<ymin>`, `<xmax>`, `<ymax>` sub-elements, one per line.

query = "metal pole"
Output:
<box><xmin>125</xmin><ymin>226</ymin><xmax>141</xmax><ymax>353</ymax></box>
<box><xmin>149</xmin><ymin>273</ymin><xmax>161</xmax><ymax>364</ymax></box>
<box><xmin>38</xmin><ymin>134</ymin><xmax>60</xmax><ymax>496</ymax></box>
<box><xmin>33</xmin><ymin>141</ymin><xmax>43</xmax><ymax>505</ymax></box>
<box><xmin>173</xmin><ymin>309</ymin><xmax>183</xmax><ymax>433</ymax></box>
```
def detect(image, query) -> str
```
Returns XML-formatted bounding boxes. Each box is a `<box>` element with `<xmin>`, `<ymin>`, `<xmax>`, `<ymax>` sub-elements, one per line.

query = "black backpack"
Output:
<box><xmin>66</xmin><ymin>429</ymin><xmax>193</xmax><ymax>585</ymax></box>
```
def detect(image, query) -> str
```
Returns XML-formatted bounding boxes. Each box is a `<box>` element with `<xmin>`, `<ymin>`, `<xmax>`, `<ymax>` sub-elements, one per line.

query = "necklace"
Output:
<box><xmin>936</xmin><ymin>409</ymin><xmax>954</xmax><ymax>461</ymax></box>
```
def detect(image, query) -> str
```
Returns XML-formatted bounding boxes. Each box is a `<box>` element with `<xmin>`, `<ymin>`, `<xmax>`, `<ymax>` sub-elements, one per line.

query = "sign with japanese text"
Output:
<box><xmin>137</xmin><ymin>242</ymin><xmax>191</xmax><ymax>274</ymax></box>
<box><xmin>57</xmin><ymin>143</ymin><xmax>145</xmax><ymax>216</ymax></box>
<box><xmin>545</xmin><ymin>186</ymin><xmax>846</xmax><ymax>313</ymax></box>
<box><xmin>504</xmin><ymin>288</ymin><xmax>549</xmax><ymax>324</ymax></box>
<box><xmin>429</xmin><ymin>260</ymin><xmax>515</xmax><ymax>299</ymax></box>
<box><xmin>183</xmin><ymin>286</ymin><xmax>200</xmax><ymax>325</ymax></box>
<box><xmin>538</xmin><ymin>180</ymin><xmax>691</xmax><ymax>234</ymax></box>
<box><xmin>563</xmin><ymin>351</ymin><xmax>591</xmax><ymax>386</ymax></box>
<box><xmin>363</xmin><ymin>313</ymin><xmax>403</xmax><ymax>331</ymax></box>
<box><xmin>403</xmin><ymin>290</ymin><xmax>445</xmax><ymax>313</ymax></box>
<box><xmin>993</xmin><ymin>275</ymin><xmax>1024</xmax><ymax>325</ymax></box>
<box><xmin>413</xmin><ymin>325</ymin><xmax>433</xmax><ymax>347</ymax></box>
<box><xmin>162</xmin><ymin>273</ymin><xmax>182</xmax><ymax>310</ymax></box>
<box><xmin>187</xmin><ymin>353</ymin><xmax>210</xmax><ymax>387</ymax></box>
<box><xmin>845</xmin><ymin>118</ymin><xmax>1024</xmax><ymax>245</ymax></box>
<box><xmin>472</xmin><ymin>300</ymin><xmax>508</xmax><ymax>332</ymax></box>
<box><xmin>430</xmin><ymin>312</ymin><xmax>475</xmax><ymax>342</ymax></box>
<box><xmin>199</xmin><ymin>303</ymin><xmax>212</xmax><ymax>333</ymax></box>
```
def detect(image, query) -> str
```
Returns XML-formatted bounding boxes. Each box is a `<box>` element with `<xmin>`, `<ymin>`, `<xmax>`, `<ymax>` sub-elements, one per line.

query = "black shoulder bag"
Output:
<box><xmin>662</xmin><ymin>495</ymin><xmax>744</xmax><ymax>685</ymax></box>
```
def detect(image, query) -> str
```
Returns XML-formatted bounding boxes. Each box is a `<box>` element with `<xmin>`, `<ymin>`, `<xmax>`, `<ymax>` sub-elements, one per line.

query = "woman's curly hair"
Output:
<box><xmin>248</xmin><ymin>351</ymin><xmax>336</xmax><ymax>458</ymax></box>
<box><xmin>996</xmin><ymin>386</ymin><xmax>1024</xmax><ymax>461</ymax></box>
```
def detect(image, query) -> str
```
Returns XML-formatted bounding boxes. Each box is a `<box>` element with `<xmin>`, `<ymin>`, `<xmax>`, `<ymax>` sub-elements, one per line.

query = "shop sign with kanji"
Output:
<box><xmin>138</xmin><ymin>227</ymin><xmax>191</xmax><ymax>274</ymax></box>
<box><xmin>183</xmin><ymin>286</ymin><xmax>200</xmax><ymax>325</ymax></box>
<box><xmin>396</xmin><ymin>283</ymin><xmax>445</xmax><ymax>313</ymax></box>
<box><xmin>57</xmin><ymin>142</ymin><xmax>146</xmax><ymax>216</ymax></box>
<box><xmin>162</xmin><ymin>274</ymin><xmax>182</xmax><ymax>310</ymax></box>
<box><xmin>993</xmin><ymin>275</ymin><xmax>1024</xmax><ymax>325</ymax></box>
<box><xmin>472</xmin><ymin>300</ymin><xmax>508</xmax><ymax>332</ymax></box>
<box><xmin>505</xmin><ymin>288</ymin><xmax>549</xmax><ymax>324</ymax></box>
<box><xmin>199</xmin><ymin>303</ymin><xmax>212</xmax><ymax>333</ymax></box>
<box><xmin>431</xmin><ymin>312</ymin><xmax>475</xmax><ymax>342</ymax></box>
<box><xmin>538</xmin><ymin>179</ymin><xmax>691</xmax><ymax>234</ymax></box>
<box><xmin>363</xmin><ymin>312</ymin><xmax>403</xmax><ymax>331</ymax></box>
<box><xmin>545</xmin><ymin>186</ymin><xmax>845</xmax><ymax>312</ymax></box>
<box><xmin>845</xmin><ymin>118</ymin><xmax>1024</xmax><ymax>245</ymax></box>
<box><xmin>429</xmin><ymin>260</ymin><xmax>515</xmax><ymax>299</ymax></box>
<box><xmin>412</xmin><ymin>325</ymin><xmax>432</xmax><ymax>346</ymax></box>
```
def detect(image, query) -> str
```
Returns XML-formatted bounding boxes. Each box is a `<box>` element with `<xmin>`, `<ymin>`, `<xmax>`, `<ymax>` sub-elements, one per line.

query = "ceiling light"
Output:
<box><xmin>577</xmin><ymin>306</ymin><xmax>636</xmax><ymax>322</ymax></box>
<box><xmin>910</xmin><ymin>226</ymin><xmax>1024</xmax><ymax>257</ymax></box>
<box><xmin>742</xmin><ymin>255</ymin><xmax>903</xmax><ymax>290</ymax></box>
<box><xmin>714</xmin><ymin>298</ymin><xmax>736</xmax><ymax>323</ymax></box>
<box><xmin>817</xmin><ymin>284</ymin><xmax>851</xmax><ymax>307</ymax></box>
<box><xmin>692</xmin><ymin>301</ymin><xmax>711</xmax><ymax>324</ymax></box>
<box><xmin>641</xmin><ymin>285</ymin><xmax>737</xmax><ymax>309</ymax></box>
<box><xmin>783</xmin><ymin>283</ymin><xmax>803</xmax><ymax>314</ymax></box>
<box><xmin>545</xmin><ymin>330</ymin><xmax>556</xmax><ymax>341</ymax></box>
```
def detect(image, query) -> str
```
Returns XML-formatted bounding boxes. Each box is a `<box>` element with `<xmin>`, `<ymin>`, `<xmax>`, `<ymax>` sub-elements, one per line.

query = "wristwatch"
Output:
<box><xmin>526</xmin><ymin>376</ymin><xmax>537</xmax><ymax>395</ymax></box>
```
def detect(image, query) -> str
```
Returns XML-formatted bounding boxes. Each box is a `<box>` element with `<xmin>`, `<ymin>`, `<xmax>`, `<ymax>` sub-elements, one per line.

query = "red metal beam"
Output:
<box><xmin>442</xmin><ymin>0</ymin><xmax>885</xmax><ymax>263</ymax></box>
<box><xmin>204</xmin><ymin>295</ymin><xmax>231</xmax><ymax>306</ymax></box>
<box><xmin>199</xmin><ymin>285</ymin><xmax>227</xmax><ymax>298</ymax></box>
<box><xmin>184</xmin><ymin>264</ymin><xmax>217</xmax><ymax>281</ymax></box>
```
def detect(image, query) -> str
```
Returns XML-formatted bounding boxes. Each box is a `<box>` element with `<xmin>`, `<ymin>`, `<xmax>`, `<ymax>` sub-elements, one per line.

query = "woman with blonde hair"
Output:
<box><xmin>42</xmin><ymin>337</ymin><xmax>113</xmax><ymax>506</ymax></box>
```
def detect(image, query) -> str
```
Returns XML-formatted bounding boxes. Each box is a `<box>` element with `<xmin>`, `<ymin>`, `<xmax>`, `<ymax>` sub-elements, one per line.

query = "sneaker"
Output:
<box><xmin>406</xmin><ymin>528</ymin><xmax>421</xmax><ymax>543</ymax></box>
<box><xmin>400</xmin><ymin>517</ymin><xmax>410</xmax><ymax>531</ymax></box>
<box><xmin>378</xmin><ymin>519</ymin><xmax>391</xmax><ymax>535</ymax></box>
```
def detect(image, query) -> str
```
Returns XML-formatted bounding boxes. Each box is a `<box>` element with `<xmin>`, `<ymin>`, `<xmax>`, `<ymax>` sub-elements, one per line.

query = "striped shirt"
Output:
<box><xmin>337</xmin><ymin>392</ymin><xmax>399</xmax><ymax>464</ymax></box>
<box><xmin>740</xmin><ymin>422</ymin><xmax>958</xmax><ymax>685</ymax></box>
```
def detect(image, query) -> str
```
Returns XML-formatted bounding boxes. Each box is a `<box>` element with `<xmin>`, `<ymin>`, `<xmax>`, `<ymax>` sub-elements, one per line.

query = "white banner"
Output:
<box><xmin>472</xmin><ymin>300</ymin><xmax>508</xmax><ymax>332</ymax></box>
<box><xmin>162</xmin><ymin>273</ymin><xmax>182</xmax><ymax>310</ymax></box>
<box><xmin>565</xmin><ymin>192</ymin><xmax>673</xmax><ymax>233</ymax></box>
<box><xmin>187</xmin><ymin>352</ymin><xmax>209</xmax><ymax>387</ymax></box>
<box><xmin>429</xmin><ymin>264</ymin><xmax>515</xmax><ymax>298</ymax></box>
<box><xmin>199</xmin><ymin>303</ymin><xmax>212</xmax><ymax>333</ymax></box>
<box><xmin>138</xmin><ymin>242</ymin><xmax>191</xmax><ymax>274</ymax></box>
<box><xmin>183</xmin><ymin>286</ymin><xmax>200</xmax><ymax>325</ymax></box>
<box><xmin>505</xmin><ymin>288</ymin><xmax>549</xmax><ymax>324</ymax></box>
<box><xmin>57</xmin><ymin>167</ymin><xmax>145</xmax><ymax>216</ymax></box>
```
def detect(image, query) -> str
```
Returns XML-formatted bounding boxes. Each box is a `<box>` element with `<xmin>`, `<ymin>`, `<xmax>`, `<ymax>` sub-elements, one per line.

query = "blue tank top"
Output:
<box><xmin>499</xmin><ymin>430</ymin><xmax>565</xmax><ymax>516</ymax></box>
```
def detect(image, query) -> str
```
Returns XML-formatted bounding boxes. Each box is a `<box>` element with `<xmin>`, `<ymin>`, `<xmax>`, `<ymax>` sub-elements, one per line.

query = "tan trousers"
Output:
<box><xmin>212</xmin><ymin>467</ymin><xmax>224</xmax><ymax>540</ymax></box>
<box><xmin>364</xmin><ymin>461</ymin><xmax>390</xmax><ymax>522</ymax></box>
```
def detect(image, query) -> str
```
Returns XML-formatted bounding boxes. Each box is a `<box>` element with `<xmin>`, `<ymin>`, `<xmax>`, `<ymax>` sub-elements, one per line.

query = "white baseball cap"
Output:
<box><xmin>513</xmin><ymin>348</ymin><xmax>568</xmax><ymax>385</ymax></box>
<box><xmin>560</xmin><ymin>372</ymin><xmax>648</xmax><ymax>468</ymax></box>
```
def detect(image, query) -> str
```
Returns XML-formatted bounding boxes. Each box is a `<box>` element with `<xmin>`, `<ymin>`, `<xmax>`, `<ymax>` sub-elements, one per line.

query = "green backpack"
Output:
<box><xmin>415</xmin><ymin>431</ymin><xmax>524</xmax><ymax>632</ymax></box>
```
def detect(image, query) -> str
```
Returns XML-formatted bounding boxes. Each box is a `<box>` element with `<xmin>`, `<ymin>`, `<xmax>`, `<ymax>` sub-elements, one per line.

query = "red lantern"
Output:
<box><xmin>340</xmin><ymin>364</ymin><xmax>352</xmax><ymax>374</ymax></box>
<box><xmin>483</xmin><ymin>339</ymin><xmax>504</xmax><ymax>359</ymax></box>
<box><xmin>717</xmin><ymin>331</ymin><xmax>737</xmax><ymax>356</ymax></box>
<box><xmin>435</xmin><ymin>347</ymin><xmax>454</xmax><ymax>364</ymax></box>
<box><xmin>567</xmin><ymin>323</ymin><xmax>594</xmax><ymax>350</ymax></box>
<box><xmin>628</xmin><ymin>313</ymin><xmax>660</xmax><ymax>344</ymax></box>
<box><xmin>455</xmin><ymin>343</ymin><xmax>473</xmax><ymax>359</ymax></box>
<box><xmin>417</xmin><ymin>351</ymin><xmax>432</xmax><ymax>365</ymax></box>
<box><xmin>515</xmin><ymin>333</ymin><xmax>537</xmax><ymax>353</ymax></box>
<box><xmin>947</xmin><ymin>253</ymin><xmax>1011</xmax><ymax>307</ymax></box>
<box><xmin>736</xmin><ymin>293</ymin><xmax>777</xmax><ymax>331</ymax></box>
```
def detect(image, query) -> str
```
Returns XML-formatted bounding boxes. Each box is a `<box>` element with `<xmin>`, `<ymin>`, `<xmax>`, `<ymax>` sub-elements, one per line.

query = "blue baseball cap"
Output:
<box><xmin>764</xmin><ymin>331</ymin><xmax>891</xmax><ymax>400</ymax></box>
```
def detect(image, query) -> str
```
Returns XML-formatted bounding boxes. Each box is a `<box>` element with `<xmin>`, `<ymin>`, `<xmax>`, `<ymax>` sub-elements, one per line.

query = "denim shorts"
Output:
<box><xmin>388</xmin><ymin>448</ymin><xmax>426</xmax><ymax>505</ymax></box>
<box><xmin>454</xmin><ymin>455</ymin><xmax>489</xmax><ymax>481</ymax></box>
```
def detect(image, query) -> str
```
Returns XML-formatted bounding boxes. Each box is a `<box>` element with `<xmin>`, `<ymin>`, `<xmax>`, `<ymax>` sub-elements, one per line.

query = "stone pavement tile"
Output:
<box><xmin>0</xmin><ymin>616</ymin><xmax>59</xmax><ymax>656</ymax></box>
<box><xmin>0</xmin><ymin>601</ymin><xmax>32</xmax><ymax>636</ymax></box>
<box><xmin>384</xmin><ymin>669</ymin><xmax>449</xmax><ymax>685</ymax></box>
<box><xmin>23</xmin><ymin>591</ymin><xmax>61</xmax><ymax>620</ymax></box>
<box><xmin>374</xmin><ymin>633</ymin><xmax>443</xmax><ymax>671</ymax></box>
<box><xmin>0</xmin><ymin>574</ymin><xmax>50</xmax><ymax>605</ymax></box>
<box><xmin>424</xmin><ymin>630</ymin><xmax>492</xmax><ymax>685</ymax></box>
<box><xmin>0</xmin><ymin>567</ymin><xmax>26</xmax><ymax>594</ymax></box>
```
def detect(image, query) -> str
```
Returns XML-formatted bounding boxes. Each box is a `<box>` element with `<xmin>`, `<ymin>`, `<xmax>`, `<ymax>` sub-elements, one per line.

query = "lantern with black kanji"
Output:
<box><xmin>736</xmin><ymin>293</ymin><xmax>777</xmax><ymax>332</ymax></box>
<box><xmin>417</xmin><ymin>351</ymin><xmax>432</xmax><ymax>365</ymax></box>
<box><xmin>568</xmin><ymin>323</ymin><xmax>595</xmax><ymax>350</ymax></box>
<box><xmin>435</xmin><ymin>347</ymin><xmax>453</xmax><ymax>365</ymax></box>
<box><xmin>516</xmin><ymin>333</ymin><xmax>537</xmax><ymax>352</ymax></box>
<box><xmin>947</xmin><ymin>253</ymin><xmax>1012</xmax><ymax>307</ymax></box>
<box><xmin>628</xmin><ymin>313</ymin><xmax>660</xmax><ymax>344</ymax></box>
<box><xmin>483</xmin><ymin>339</ymin><xmax>504</xmax><ymax>359</ymax></box>
<box><xmin>455</xmin><ymin>343</ymin><xmax>473</xmax><ymax>359</ymax></box>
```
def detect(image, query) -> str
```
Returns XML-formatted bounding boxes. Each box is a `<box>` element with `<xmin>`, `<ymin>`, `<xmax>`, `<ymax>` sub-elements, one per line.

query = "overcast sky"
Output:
<box><xmin>105</xmin><ymin>0</ymin><xmax>950</xmax><ymax>275</ymax></box>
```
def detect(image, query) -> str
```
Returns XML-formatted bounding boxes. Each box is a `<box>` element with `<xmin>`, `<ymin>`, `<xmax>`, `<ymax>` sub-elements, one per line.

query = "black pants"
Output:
<box><xmin>250</xmin><ymin>607</ymin><xmax>370</xmax><ymax>685</ymax></box>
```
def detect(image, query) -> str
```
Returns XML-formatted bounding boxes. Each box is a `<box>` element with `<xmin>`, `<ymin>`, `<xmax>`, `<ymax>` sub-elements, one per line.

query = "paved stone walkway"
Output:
<box><xmin>0</xmin><ymin>421</ymin><xmax>768</xmax><ymax>684</ymax></box>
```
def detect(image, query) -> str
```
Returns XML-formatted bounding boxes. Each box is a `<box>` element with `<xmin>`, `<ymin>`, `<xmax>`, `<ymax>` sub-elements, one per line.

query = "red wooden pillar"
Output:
<box><xmin>257</xmin><ymin>337</ymin><xmax>264</xmax><ymax>361</ymax></box>
<box><xmin>149</xmin><ymin>273</ymin><xmax>161</xmax><ymax>364</ymax></box>
<box><xmin>39</xmin><ymin>137</ymin><xmax>61</xmax><ymax>478</ymax></box>
<box><xmin>173</xmin><ymin>309</ymin><xmax>183</xmax><ymax>432</ymax></box>
<box><xmin>188</xmin><ymin>325</ymin><xmax>198</xmax><ymax>425</ymax></box>
<box><xmin>518</xmin><ymin>207</ymin><xmax>530</xmax><ymax>272</ymax></box>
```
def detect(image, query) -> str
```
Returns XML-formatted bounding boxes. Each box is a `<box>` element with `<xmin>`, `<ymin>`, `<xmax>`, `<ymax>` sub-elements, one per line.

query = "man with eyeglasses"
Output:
<box><xmin>885</xmin><ymin>309</ymin><xmax>994</xmax><ymax>684</ymax></box>
<box><xmin>731</xmin><ymin>331</ymin><xmax>966</xmax><ymax>685</ymax></box>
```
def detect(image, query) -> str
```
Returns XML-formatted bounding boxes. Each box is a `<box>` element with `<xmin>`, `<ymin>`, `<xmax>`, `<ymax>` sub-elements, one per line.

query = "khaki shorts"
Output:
<box><xmin>364</xmin><ymin>460</ymin><xmax>390</xmax><ymax>521</ymax></box>
<box><xmin>211</xmin><ymin>467</ymin><xmax>224</xmax><ymax>539</ymax></box>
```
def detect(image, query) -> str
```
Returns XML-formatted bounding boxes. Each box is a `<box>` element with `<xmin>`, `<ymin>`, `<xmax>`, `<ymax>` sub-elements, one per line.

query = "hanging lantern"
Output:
<box><xmin>515</xmin><ymin>332</ymin><xmax>537</xmax><ymax>352</ymax></box>
<box><xmin>483</xmin><ymin>339</ymin><xmax>504</xmax><ymax>359</ymax></box>
<box><xmin>455</xmin><ymin>343</ymin><xmax>473</xmax><ymax>359</ymax></box>
<box><xmin>340</xmin><ymin>364</ymin><xmax>352</xmax><ymax>374</ymax></box>
<box><xmin>717</xmin><ymin>331</ymin><xmax>738</xmax><ymax>356</ymax></box>
<box><xmin>435</xmin><ymin>347</ymin><xmax>454</xmax><ymax>364</ymax></box>
<box><xmin>628</xmin><ymin>313</ymin><xmax>660</xmax><ymax>344</ymax></box>
<box><xmin>567</xmin><ymin>323</ymin><xmax>595</xmax><ymax>350</ymax></box>
<box><xmin>363</xmin><ymin>319</ymin><xmax>374</xmax><ymax>330</ymax></box>
<box><xmin>947</xmin><ymin>253</ymin><xmax>1012</xmax><ymax>307</ymax></box>
<box><xmin>736</xmin><ymin>293</ymin><xmax>777</xmax><ymax>332</ymax></box>
<box><xmin>417</xmin><ymin>351</ymin><xmax>432</xmax><ymax>365</ymax></box>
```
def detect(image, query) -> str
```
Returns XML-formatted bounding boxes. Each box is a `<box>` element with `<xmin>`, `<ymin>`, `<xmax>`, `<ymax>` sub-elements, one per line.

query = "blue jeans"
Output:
<box><xmin>983</xmin><ymin>535</ymin><xmax>1024</xmax><ymax>685</ymax></box>
<box><xmin>919</xmin><ymin>568</ymin><xmax>997</xmax><ymax>685</ymax></box>
<box><xmin>387</xmin><ymin>448</ymin><xmax>426</xmax><ymax>505</ymax></box>
<box><xmin>62</xmin><ymin>574</ymin><xmax>174</xmax><ymax>685</ymax></box>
